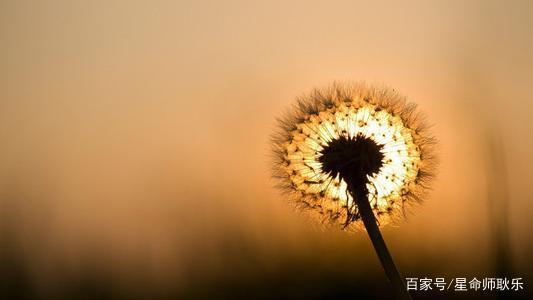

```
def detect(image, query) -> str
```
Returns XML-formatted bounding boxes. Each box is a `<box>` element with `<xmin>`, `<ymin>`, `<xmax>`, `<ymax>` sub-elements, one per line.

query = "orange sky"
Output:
<box><xmin>1</xmin><ymin>0</ymin><xmax>532</xmax><ymax>297</ymax></box>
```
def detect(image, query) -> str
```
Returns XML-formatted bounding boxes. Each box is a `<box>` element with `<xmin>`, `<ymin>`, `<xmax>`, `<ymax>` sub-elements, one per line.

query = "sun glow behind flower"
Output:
<box><xmin>273</xmin><ymin>83</ymin><xmax>435</xmax><ymax>229</ymax></box>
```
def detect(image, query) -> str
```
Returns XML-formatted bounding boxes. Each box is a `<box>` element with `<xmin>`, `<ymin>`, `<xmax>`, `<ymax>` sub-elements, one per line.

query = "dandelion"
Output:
<box><xmin>272</xmin><ymin>82</ymin><xmax>436</xmax><ymax>299</ymax></box>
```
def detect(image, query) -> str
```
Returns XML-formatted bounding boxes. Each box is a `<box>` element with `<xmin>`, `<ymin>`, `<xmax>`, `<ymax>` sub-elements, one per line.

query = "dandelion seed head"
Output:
<box><xmin>271</xmin><ymin>82</ymin><xmax>436</xmax><ymax>230</ymax></box>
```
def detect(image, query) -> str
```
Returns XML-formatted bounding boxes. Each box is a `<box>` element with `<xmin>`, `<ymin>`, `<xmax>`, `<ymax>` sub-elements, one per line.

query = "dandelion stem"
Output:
<box><xmin>351</xmin><ymin>185</ymin><xmax>412</xmax><ymax>300</ymax></box>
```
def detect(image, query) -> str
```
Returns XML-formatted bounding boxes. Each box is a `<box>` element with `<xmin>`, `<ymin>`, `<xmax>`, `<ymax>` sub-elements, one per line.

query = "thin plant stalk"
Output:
<box><xmin>352</xmin><ymin>185</ymin><xmax>412</xmax><ymax>300</ymax></box>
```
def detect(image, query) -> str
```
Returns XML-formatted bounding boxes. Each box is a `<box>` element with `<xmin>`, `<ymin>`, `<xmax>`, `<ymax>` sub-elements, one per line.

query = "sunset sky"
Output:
<box><xmin>1</xmin><ymin>1</ymin><xmax>532</xmax><ymax>299</ymax></box>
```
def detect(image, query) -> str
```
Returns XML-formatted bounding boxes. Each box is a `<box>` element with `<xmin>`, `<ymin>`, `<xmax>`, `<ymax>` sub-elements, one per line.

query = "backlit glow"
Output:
<box><xmin>282</xmin><ymin>98</ymin><xmax>422</xmax><ymax>226</ymax></box>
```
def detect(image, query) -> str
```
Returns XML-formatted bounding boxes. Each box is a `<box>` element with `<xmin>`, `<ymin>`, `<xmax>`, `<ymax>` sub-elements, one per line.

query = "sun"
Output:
<box><xmin>272</xmin><ymin>83</ymin><xmax>435</xmax><ymax>229</ymax></box>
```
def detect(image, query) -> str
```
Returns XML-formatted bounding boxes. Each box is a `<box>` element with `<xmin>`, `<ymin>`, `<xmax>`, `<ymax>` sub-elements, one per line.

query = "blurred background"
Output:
<box><xmin>1</xmin><ymin>0</ymin><xmax>532</xmax><ymax>299</ymax></box>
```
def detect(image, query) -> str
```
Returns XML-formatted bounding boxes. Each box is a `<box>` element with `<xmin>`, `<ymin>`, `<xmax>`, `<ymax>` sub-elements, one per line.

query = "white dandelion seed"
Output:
<box><xmin>272</xmin><ymin>82</ymin><xmax>436</xmax><ymax>230</ymax></box>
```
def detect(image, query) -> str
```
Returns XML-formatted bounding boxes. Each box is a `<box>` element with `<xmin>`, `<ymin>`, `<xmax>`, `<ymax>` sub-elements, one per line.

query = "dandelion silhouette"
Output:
<box><xmin>272</xmin><ymin>82</ymin><xmax>436</xmax><ymax>299</ymax></box>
